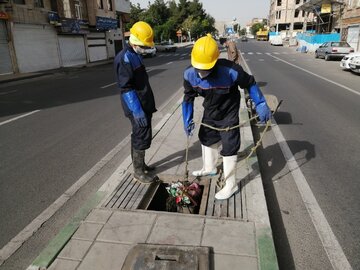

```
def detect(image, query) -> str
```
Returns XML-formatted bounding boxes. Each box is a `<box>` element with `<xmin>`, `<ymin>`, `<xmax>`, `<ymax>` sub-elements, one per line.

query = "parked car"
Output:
<box><xmin>155</xmin><ymin>41</ymin><xmax>177</xmax><ymax>52</ymax></box>
<box><xmin>241</xmin><ymin>36</ymin><xmax>248</xmax><ymax>42</ymax></box>
<box><xmin>315</xmin><ymin>41</ymin><xmax>354</xmax><ymax>61</ymax></box>
<box><xmin>270</xmin><ymin>36</ymin><xmax>283</xmax><ymax>46</ymax></box>
<box><xmin>349</xmin><ymin>56</ymin><xmax>360</xmax><ymax>74</ymax></box>
<box><xmin>340</xmin><ymin>52</ymin><xmax>360</xmax><ymax>70</ymax></box>
<box><xmin>140</xmin><ymin>47</ymin><xmax>156</xmax><ymax>57</ymax></box>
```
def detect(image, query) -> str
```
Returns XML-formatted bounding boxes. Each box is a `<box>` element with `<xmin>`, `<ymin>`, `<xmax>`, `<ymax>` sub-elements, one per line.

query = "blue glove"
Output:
<box><xmin>255</xmin><ymin>102</ymin><xmax>271</xmax><ymax>123</ymax></box>
<box><xmin>122</xmin><ymin>90</ymin><xmax>148</xmax><ymax>127</ymax></box>
<box><xmin>182</xmin><ymin>101</ymin><xmax>195</xmax><ymax>136</ymax></box>
<box><xmin>248</xmin><ymin>84</ymin><xmax>271</xmax><ymax>123</ymax></box>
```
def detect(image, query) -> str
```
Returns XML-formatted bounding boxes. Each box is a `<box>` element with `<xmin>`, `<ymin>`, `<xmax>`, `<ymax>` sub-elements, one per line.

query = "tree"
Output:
<box><xmin>127</xmin><ymin>0</ymin><xmax>216</xmax><ymax>43</ymax></box>
<box><xmin>251</xmin><ymin>23</ymin><xmax>265</xmax><ymax>35</ymax></box>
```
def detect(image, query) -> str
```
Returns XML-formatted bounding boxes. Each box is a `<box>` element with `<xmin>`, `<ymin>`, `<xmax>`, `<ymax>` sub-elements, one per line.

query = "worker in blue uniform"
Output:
<box><xmin>182</xmin><ymin>34</ymin><xmax>271</xmax><ymax>200</ymax></box>
<box><xmin>114</xmin><ymin>21</ymin><xmax>158</xmax><ymax>184</ymax></box>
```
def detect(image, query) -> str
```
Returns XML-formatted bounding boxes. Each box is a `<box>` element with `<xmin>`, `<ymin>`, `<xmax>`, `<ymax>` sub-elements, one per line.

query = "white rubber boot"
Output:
<box><xmin>192</xmin><ymin>144</ymin><xmax>218</xmax><ymax>176</ymax></box>
<box><xmin>215</xmin><ymin>155</ymin><xmax>239</xmax><ymax>200</ymax></box>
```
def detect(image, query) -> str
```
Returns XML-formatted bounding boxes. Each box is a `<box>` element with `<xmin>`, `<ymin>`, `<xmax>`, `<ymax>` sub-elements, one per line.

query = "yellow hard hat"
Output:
<box><xmin>191</xmin><ymin>34</ymin><xmax>220</xmax><ymax>70</ymax></box>
<box><xmin>130</xmin><ymin>21</ymin><xmax>154</xmax><ymax>47</ymax></box>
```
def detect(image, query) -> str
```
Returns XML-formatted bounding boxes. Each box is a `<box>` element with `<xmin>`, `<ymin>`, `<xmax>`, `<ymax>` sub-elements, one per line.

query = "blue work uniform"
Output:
<box><xmin>114</xmin><ymin>43</ymin><xmax>157</xmax><ymax>150</ymax></box>
<box><xmin>183</xmin><ymin>59</ymin><xmax>256</xmax><ymax>156</ymax></box>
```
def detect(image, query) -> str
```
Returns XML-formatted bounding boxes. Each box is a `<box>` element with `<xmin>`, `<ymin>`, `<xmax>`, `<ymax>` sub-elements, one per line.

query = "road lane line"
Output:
<box><xmin>271</xmin><ymin>121</ymin><xmax>352</xmax><ymax>270</ymax></box>
<box><xmin>267</xmin><ymin>54</ymin><xmax>360</xmax><ymax>96</ymax></box>
<box><xmin>0</xmin><ymin>110</ymin><xmax>40</xmax><ymax>127</ymax></box>
<box><xmin>166</xmin><ymin>62</ymin><xmax>173</xmax><ymax>65</ymax></box>
<box><xmin>100</xmin><ymin>82</ymin><xmax>116</xmax><ymax>89</ymax></box>
<box><xmin>0</xmin><ymin>90</ymin><xmax>17</xmax><ymax>96</ymax></box>
<box><xmin>240</xmin><ymin>49</ymin><xmax>353</xmax><ymax>270</ymax></box>
<box><xmin>0</xmin><ymin>129</ymin><xmax>132</xmax><ymax>265</ymax></box>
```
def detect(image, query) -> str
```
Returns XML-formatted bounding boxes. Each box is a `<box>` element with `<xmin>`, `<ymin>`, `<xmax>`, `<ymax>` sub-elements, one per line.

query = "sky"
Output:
<box><xmin>130</xmin><ymin>0</ymin><xmax>269</xmax><ymax>27</ymax></box>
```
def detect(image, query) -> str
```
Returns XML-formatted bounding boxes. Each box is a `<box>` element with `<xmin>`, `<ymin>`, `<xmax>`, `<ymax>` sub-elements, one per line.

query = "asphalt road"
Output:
<box><xmin>237</xmin><ymin>39</ymin><xmax>360</xmax><ymax>269</ymax></box>
<box><xmin>0</xmin><ymin>47</ymin><xmax>192</xmax><ymax>269</ymax></box>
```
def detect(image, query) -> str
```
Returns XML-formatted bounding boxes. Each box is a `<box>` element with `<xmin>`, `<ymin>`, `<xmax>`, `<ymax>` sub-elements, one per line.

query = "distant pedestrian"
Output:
<box><xmin>220</xmin><ymin>38</ymin><xmax>240</xmax><ymax>64</ymax></box>
<box><xmin>114</xmin><ymin>21</ymin><xmax>158</xmax><ymax>184</ymax></box>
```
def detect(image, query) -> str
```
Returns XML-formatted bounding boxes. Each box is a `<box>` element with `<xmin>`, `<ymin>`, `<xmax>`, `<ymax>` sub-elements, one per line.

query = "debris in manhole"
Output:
<box><xmin>165</xmin><ymin>181</ymin><xmax>202</xmax><ymax>214</ymax></box>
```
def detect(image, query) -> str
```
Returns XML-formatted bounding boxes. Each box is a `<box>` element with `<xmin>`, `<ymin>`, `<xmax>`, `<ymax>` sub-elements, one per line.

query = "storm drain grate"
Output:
<box><xmin>103</xmin><ymin>173</ymin><xmax>157</xmax><ymax>210</ymax></box>
<box><xmin>121</xmin><ymin>244</ymin><xmax>211</xmax><ymax>270</ymax></box>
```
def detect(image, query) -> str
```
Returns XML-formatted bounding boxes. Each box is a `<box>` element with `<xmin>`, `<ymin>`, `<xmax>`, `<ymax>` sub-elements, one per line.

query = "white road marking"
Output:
<box><xmin>240</xmin><ymin>49</ymin><xmax>353</xmax><ymax>270</ymax></box>
<box><xmin>180</xmin><ymin>57</ymin><xmax>184</xmax><ymax>60</ymax></box>
<box><xmin>166</xmin><ymin>62</ymin><xmax>173</xmax><ymax>65</ymax></box>
<box><xmin>273</xmin><ymin>52</ymin><xmax>280</xmax><ymax>54</ymax></box>
<box><xmin>0</xmin><ymin>110</ymin><xmax>40</xmax><ymax>127</ymax></box>
<box><xmin>259</xmin><ymin>59</ymin><xmax>264</xmax><ymax>61</ymax></box>
<box><xmin>248</xmin><ymin>52</ymin><xmax>254</xmax><ymax>55</ymax></box>
<box><xmin>0</xmin><ymin>130</ymin><xmax>133</xmax><ymax>265</ymax></box>
<box><xmin>181</xmin><ymin>53</ymin><xmax>187</xmax><ymax>56</ymax></box>
<box><xmin>271</xmin><ymin>121</ymin><xmax>352</xmax><ymax>270</ymax></box>
<box><xmin>267</xmin><ymin>54</ymin><xmax>360</xmax><ymax>96</ymax></box>
<box><xmin>0</xmin><ymin>90</ymin><xmax>17</xmax><ymax>96</ymax></box>
<box><xmin>256</xmin><ymin>52</ymin><xmax>262</xmax><ymax>54</ymax></box>
<box><xmin>100</xmin><ymin>82</ymin><xmax>116</xmax><ymax>89</ymax></box>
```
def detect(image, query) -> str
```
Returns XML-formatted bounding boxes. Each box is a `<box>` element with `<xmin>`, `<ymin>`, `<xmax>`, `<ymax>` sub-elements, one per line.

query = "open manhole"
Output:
<box><xmin>137</xmin><ymin>175</ymin><xmax>210</xmax><ymax>215</ymax></box>
<box><xmin>121</xmin><ymin>244</ymin><xmax>210</xmax><ymax>270</ymax></box>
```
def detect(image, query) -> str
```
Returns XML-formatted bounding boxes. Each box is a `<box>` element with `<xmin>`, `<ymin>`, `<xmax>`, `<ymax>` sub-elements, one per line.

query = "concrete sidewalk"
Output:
<box><xmin>27</xmin><ymin>84</ymin><xmax>278</xmax><ymax>269</ymax></box>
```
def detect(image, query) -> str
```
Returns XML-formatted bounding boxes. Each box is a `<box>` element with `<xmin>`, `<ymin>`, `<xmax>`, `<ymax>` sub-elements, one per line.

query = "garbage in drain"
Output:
<box><xmin>165</xmin><ymin>181</ymin><xmax>202</xmax><ymax>214</ymax></box>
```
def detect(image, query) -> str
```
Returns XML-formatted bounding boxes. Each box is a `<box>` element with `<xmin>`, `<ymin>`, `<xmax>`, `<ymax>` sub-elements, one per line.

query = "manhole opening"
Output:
<box><xmin>146</xmin><ymin>182</ymin><xmax>205</xmax><ymax>215</ymax></box>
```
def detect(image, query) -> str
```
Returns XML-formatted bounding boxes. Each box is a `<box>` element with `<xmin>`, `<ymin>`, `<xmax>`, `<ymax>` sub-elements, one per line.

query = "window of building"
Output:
<box><xmin>296</xmin><ymin>0</ymin><xmax>300</xmax><ymax>4</ymax></box>
<box><xmin>34</xmin><ymin>0</ymin><xmax>44</xmax><ymax>8</ymax></box>
<box><xmin>302</xmin><ymin>10</ymin><xmax>305</xmax><ymax>17</ymax></box>
<box><xmin>63</xmin><ymin>0</ymin><xmax>72</xmax><ymax>18</ymax></box>
<box><xmin>107</xmin><ymin>0</ymin><xmax>112</xmax><ymax>10</ymax></box>
<box><xmin>295</xmin><ymin>9</ymin><xmax>299</xmax><ymax>17</ymax></box>
<box><xmin>13</xmin><ymin>0</ymin><xmax>25</xmax><ymax>4</ymax></box>
<box><xmin>276</xmin><ymin>10</ymin><xmax>281</xmax><ymax>19</ymax></box>
<box><xmin>97</xmin><ymin>0</ymin><xmax>104</xmax><ymax>9</ymax></box>
<box><xmin>277</xmin><ymin>0</ymin><xmax>282</xmax><ymax>6</ymax></box>
<box><xmin>74</xmin><ymin>0</ymin><xmax>82</xmax><ymax>19</ymax></box>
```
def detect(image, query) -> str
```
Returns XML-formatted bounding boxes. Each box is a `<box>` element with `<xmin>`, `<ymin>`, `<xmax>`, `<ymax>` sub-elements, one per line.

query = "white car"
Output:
<box><xmin>270</xmin><ymin>36</ymin><xmax>283</xmax><ymax>46</ymax></box>
<box><xmin>141</xmin><ymin>47</ymin><xmax>156</xmax><ymax>57</ymax></box>
<box><xmin>349</xmin><ymin>56</ymin><xmax>360</xmax><ymax>74</ymax></box>
<box><xmin>340</xmin><ymin>52</ymin><xmax>360</xmax><ymax>69</ymax></box>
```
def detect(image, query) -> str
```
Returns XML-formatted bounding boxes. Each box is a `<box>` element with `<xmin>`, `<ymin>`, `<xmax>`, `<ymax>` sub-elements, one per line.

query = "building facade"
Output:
<box><xmin>269</xmin><ymin>0</ymin><xmax>314</xmax><ymax>34</ymax></box>
<box><xmin>342</xmin><ymin>0</ymin><xmax>360</xmax><ymax>51</ymax></box>
<box><xmin>0</xmin><ymin>0</ymin><xmax>129</xmax><ymax>75</ymax></box>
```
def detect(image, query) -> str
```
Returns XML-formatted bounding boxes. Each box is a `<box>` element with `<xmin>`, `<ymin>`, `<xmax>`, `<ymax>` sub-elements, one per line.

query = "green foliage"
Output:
<box><xmin>128</xmin><ymin>0</ymin><xmax>216</xmax><ymax>42</ymax></box>
<box><xmin>239</xmin><ymin>28</ymin><xmax>247</xmax><ymax>36</ymax></box>
<box><xmin>251</xmin><ymin>23</ymin><xmax>265</xmax><ymax>35</ymax></box>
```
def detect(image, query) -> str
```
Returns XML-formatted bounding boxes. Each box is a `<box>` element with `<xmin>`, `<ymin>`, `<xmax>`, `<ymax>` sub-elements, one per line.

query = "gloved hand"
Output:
<box><xmin>182</xmin><ymin>101</ymin><xmax>195</xmax><ymax>136</ymax></box>
<box><xmin>122</xmin><ymin>90</ymin><xmax>148</xmax><ymax>127</ymax></box>
<box><xmin>248</xmin><ymin>84</ymin><xmax>271</xmax><ymax>123</ymax></box>
<box><xmin>255</xmin><ymin>102</ymin><xmax>271</xmax><ymax>123</ymax></box>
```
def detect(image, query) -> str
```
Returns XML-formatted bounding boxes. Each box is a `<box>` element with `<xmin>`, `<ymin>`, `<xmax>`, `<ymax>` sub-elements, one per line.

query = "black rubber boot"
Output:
<box><xmin>132</xmin><ymin>149</ymin><xmax>158</xmax><ymax>184</ymax></box>
<box><xmin>131</xmin><ymin>148</ymin><xmax>155</xmax><ymax>172</ymax></box>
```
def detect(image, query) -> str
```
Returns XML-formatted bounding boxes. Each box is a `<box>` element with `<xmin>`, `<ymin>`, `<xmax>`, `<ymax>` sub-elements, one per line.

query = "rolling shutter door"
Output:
<box><xmin>87</xmin><ymin>32</ymin><xmax>107</xmax><ymax>62</ymax></box>
<box><xmin>12</xmin><ymin>23</ymin><xmax>60</xmax><ymax>73</ymax></box>
<box><xmin>58</xmin><ymin>35</ymin><xmax>86</xmax><ymax>67</ymax></box>
<box><xmin>347</xmin><ymin>25</ymin><xmax>359</xmax><ymax>52</ymax></box>
<box><xmin>0</xmin><ymin>21</ymin><xmax>13</xmax><ymax>74</ymax></box>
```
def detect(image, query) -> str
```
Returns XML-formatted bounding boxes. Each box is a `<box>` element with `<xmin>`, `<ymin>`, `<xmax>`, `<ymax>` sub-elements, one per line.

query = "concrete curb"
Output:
<box><xmin>238</xmin><ymin>48</ymin><xmax>279</xmax><ymax>270</ymax></box>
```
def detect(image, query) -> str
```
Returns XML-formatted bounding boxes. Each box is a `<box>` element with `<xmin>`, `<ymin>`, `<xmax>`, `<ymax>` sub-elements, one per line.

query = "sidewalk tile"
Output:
<box><xmin>47</xmin><ymin>259</ymin><xmax>79</xmax><ymax>270</ymax></box>
<box><xmin>73</xmin><ymin>222</ymin><xmax>103</xmax><ymax>241</ymax></box>
<box><xmin>213</xmin><ymin>253</ymin><xmax>258</xmax><ymax>270</ymax></box>
<box><xmin>147</xmin><ymin>215</ymin><xmax>204</xmax><ymax>246</ymax></box>
<box><xmin>77</xmin><ymin>242</ymin><xmax>131</xmax><ymax>270</ymax></box>
<box><xmin>57</xmin><ymin>239</ymin><xmax>93</xmax><ymax>261</ymax></box>
<box><xmin>97</xmin><ymin>211</ymin><xmax>156</xmax><ymax>244</ymax></box>
<box><xmin>85</xmin><ymin>208</ymin><xmax>113</xmax><ymax>224</ymax></box>
<box><xmin>201</xmin><ymin>219</ymin><xmax>256</xmax><ymax>256</ymax></box>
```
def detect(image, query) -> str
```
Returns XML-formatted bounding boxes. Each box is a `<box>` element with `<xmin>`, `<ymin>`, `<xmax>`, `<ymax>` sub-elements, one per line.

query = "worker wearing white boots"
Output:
<box><xmin>182</xmin><ymin>34</ymin><xmax>271</xmax><ymax>200</ymax></box>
